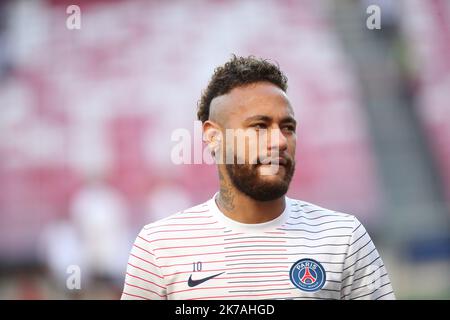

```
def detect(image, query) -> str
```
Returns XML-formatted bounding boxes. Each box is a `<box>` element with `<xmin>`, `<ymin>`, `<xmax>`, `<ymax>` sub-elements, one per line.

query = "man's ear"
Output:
<box><xmin>203</xmin><ymin>120</ymin><xmax>221</xmax><ymax>143</ymax></box>
<box><xmin>203</xmin><ymin>120</ymin><xmax>222</xmax><ymax>156</ymax></box>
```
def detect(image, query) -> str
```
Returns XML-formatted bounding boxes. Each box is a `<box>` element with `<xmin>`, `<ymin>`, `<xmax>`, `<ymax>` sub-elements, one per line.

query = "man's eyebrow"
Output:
<box><xmin>243</xmin><ymin>115</ymin><xmax>272</xmax><ymax>123</ymax></box>
<box><xmin>243</xmin><ymin>115</ymin><xmax>297</xmax><ymax>125</ymax></box>
<box><xmin>280</xmin><ymin>116</ymin><xmax>297</xmax><ymax>125</ymax></box>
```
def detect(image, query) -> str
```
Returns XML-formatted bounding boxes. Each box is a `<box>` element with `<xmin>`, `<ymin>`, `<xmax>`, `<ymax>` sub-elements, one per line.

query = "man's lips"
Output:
<box><xmin>258</xmin><ymin>157</ymin><xmax>288</xmax><ymax>166</ymax></box>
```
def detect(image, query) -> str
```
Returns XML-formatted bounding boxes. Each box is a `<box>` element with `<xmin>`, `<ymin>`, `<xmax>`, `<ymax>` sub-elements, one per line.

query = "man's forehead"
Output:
<box><xmin>209</xmin><ymin>82</ymin><xmax>293</xmax><ymax>124</ymax></box>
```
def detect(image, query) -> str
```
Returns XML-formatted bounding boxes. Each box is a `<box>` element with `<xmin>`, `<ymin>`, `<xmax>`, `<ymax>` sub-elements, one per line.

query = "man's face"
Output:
<box><xmin>209</xmin><ymin>81</ymin><xmax>297</xmax><ymax>201</ymax></box>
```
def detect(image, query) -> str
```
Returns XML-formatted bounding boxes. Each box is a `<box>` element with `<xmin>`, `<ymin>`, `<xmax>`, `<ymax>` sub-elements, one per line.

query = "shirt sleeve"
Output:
<box><xmin>120</xmin><ymin>227</ymin><xmax>167</xmax><ymax>300</ymax></box>
<box><xmin>340</xmin><ymin>217</ymin><xmax>396</xmax><ymax>300</ymax></box>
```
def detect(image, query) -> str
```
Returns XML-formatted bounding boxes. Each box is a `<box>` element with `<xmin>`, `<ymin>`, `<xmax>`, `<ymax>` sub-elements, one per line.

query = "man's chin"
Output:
<box><xmin>253</xmin><ymin>170</ymin><xmax>290</xmax><ymax>192</ymax></box>
<box><xmin>225</xmin><ymin>162</ymin><xmax>294</xmax><ymax>201</ymax></box>
<box><xmin>245</xmin><ymin>182</ymin><xmax>289</xmax><ymax>201</ymax></box>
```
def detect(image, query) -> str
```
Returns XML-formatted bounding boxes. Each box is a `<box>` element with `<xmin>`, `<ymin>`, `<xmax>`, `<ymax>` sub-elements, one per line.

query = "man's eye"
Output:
<box><xmin>283</xmin><ymin>125</ymin><xmax>296</xmax><ymax>132</ymax></box>
<box><xmin>252</xmin><ymin>123</ymin><xmax>267</xmax><ymax>129</ymax></box>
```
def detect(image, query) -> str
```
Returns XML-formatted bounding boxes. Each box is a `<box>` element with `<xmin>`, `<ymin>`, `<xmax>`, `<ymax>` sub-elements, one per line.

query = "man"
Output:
<box><xmin>121</xmin><ymin>55</ymin><xmax>395</xmax><ymax>300</ymax></box>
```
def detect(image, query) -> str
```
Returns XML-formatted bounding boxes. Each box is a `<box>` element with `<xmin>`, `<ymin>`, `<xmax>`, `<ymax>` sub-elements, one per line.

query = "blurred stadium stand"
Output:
<box><xmin>0</xmin><ymin>0</ymin><xmax>448</xmax><ymax>299</ymax></box>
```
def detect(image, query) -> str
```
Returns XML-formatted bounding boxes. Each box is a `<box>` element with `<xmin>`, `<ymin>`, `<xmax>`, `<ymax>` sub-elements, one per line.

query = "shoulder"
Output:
<box><xmin>285</xmin><ymin>198</ymin><xmax>362</xmax><ymax>233</ymax></box>
<box><xmin>143</xmin><ymin>201</ymin><xmax>210</xmax><ymax>227</ymax></box>
<box><xmin>137</xmin><ymin>200</ymin><xmax>213</xmax><ymax>243</ymax></box>
<box><xmin>289</xmin><ymin>198</ymin><xmax>355</xmax><ymax>220</ymax></box>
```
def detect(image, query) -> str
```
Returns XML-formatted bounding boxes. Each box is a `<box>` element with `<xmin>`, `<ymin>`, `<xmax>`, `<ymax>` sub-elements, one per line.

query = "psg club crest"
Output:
<box><xmin>290</xmin><ymin>258</ymin><xmax>326</xmax><ymax>292</ymax></box>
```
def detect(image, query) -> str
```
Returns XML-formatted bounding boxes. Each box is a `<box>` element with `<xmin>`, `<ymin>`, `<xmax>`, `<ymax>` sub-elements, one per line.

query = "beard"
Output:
<box><xmin>225</xmin><ymin>156</ymin><xmax>295</xmax><ymax>201</ymax></box>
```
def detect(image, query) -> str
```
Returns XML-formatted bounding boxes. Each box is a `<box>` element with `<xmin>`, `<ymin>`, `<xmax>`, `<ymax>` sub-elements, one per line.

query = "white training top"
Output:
<box><xmin>121</xmin><ymin>194</ymin><xmax>395</xmax><ymax>300</ymax></box>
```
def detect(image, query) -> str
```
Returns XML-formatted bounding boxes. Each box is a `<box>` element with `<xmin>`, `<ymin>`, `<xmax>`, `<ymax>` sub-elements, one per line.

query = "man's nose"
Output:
<box><xmin>268</xmin><ymin>128</ymin><xmax>288</xmax><ymax>153</ymax></box>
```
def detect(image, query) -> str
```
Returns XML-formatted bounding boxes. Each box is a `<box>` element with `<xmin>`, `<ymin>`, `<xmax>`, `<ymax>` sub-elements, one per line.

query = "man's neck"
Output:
<box><xmin>216</xmin><ymin>170</ymin><xmax>286</xmax><ymax>224</ymax></box>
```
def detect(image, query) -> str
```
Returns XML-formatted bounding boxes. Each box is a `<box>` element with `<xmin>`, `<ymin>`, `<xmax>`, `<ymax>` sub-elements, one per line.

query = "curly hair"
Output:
<box><xmin>197</xmin><ymin>55</ymin><xmax>288</xmax><ymax>123</ymax></box>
